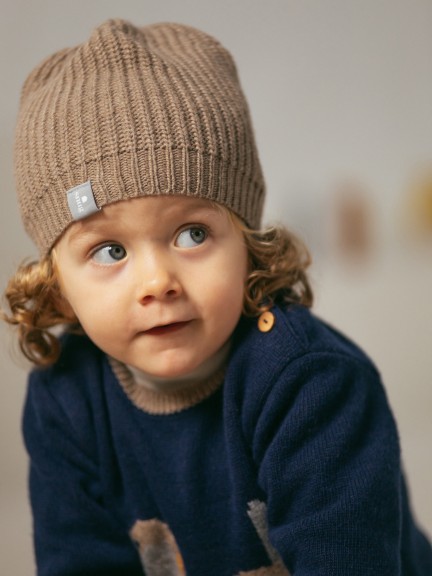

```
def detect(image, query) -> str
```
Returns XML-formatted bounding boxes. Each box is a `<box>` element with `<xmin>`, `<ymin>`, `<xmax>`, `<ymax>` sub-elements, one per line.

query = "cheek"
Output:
<box><xmin>59</xmin><ymin>278</ymin><xmax>110</xmax><ymax>330</ymax></box>
<box><xmin>202</xmin><ymin>259</ymin><xmax>247</xmax><ymax>323</ymax></box>
<box><xmin>225</xmin><ymin>244</ymin><xmax>248</xmax><ymax>299</ymax></box>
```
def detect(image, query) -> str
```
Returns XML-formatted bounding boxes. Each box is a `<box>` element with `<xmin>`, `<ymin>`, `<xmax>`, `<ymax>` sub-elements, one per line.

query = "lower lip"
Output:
<box><xmin>144</xmin><ymin>321</ymin><xmax>190</xmax><ymax>336</ymax></box>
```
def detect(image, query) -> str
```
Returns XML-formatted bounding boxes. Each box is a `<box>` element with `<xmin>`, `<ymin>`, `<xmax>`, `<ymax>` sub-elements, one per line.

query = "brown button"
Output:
<box><xmin>258</xmin><ymin>311</ymin><xmax>275</xmax><ymax>333</ymax></box>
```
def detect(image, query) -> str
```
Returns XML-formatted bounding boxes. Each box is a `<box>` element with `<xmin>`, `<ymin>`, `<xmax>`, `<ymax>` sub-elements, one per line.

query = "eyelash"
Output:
<box><xmin>175</xmin><ymin>225</ymin><xmax>209</xmax><ymax>248</ymax></box>
<box><xmin>89</xmin><ymin>243</ymin><xmax>127</xmax><ymax>265</ymax></box>
<box><xmin>86</xmin><ymin>223</ymin><xmax>211</xmax><ymax>264</ymax></box>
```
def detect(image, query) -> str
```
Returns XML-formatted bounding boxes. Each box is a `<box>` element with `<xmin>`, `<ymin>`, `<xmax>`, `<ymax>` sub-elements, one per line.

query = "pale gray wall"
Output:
<box><xmin>1</xmin><ymin>1</ymin><xmax>431</xmax><ymax>572</ymax></box>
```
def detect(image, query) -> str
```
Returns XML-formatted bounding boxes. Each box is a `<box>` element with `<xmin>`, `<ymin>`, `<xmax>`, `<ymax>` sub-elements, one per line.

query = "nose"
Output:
<box><xmin>135</xmin><ymin>252</ymin><xmax>182</xmax><ymax>305</ymax></box>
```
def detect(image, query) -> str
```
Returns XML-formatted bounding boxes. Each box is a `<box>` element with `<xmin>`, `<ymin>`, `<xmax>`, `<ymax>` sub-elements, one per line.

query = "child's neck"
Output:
<box><xmin>127</xmin><ymin>341</ymin><xmax>231</xmax><ymax>393</ymax></box>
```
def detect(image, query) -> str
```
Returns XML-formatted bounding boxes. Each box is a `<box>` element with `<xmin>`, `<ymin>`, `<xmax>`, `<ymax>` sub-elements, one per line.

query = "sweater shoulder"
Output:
<box><xmin>286</xmin><ymin>305</ymin><xmax>377</xmax><ymax>366</ymax></box>
<box><xmin>24</xmin><ymin>333</ymin><xmax>108</xmax><ymax>448</ymax></box>
<box><xmin>230</xmin><ymin>304</ymin><xmax>377</xmax><ymax>375</ymax></box>
<box><xmin>225</xmin><ymin>305</ymin><xmax>382</xmax><ymax>420</ymax></box>
<box><xmin>226</xmin><ymin>305</ymin><xmax>392</xmax><ymax>456</ymax></box>
<box><xmin>28</xmin><ymin>332</ymin><xmax>105</xmax><ymax>393</ymax></box>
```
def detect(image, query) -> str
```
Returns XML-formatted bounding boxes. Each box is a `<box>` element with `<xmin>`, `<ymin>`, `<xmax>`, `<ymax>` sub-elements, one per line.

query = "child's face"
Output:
<box><xmin>54</xmin><ymin>195</ymin><xmax>248</xmax><ymax>378</ymax></box>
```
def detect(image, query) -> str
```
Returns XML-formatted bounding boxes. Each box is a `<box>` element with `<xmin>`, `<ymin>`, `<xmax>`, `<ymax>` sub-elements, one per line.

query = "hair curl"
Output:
<box><xmin>1</xmin><ymin>257</ymin><xmax>79</xmax><ymax>366</ymax></box>
<box><xmin>1</xmin><ymin>222</ymin><xmax>313</xmax><ymax>367</ymax></box>
<box><xmin>238</xmin><ymin>221</ymin><xmax>313</xmax><ymax>315</ymax></box>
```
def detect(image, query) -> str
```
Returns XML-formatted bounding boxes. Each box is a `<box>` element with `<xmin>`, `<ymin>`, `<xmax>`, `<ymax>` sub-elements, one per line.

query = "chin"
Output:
<box><xmin>124</xmin><ymin>344</ymin><xmax>214</xmax><ymax>380</ymax></box>
<box><xmin>152</xmin><ymin>364</ymin><xmax>198</xmax><ymax>379</ymax></box>
<box><xmin>138</xmin><ymin>358</ymin><xmax>203</xmax><ymax>380</ymax></box>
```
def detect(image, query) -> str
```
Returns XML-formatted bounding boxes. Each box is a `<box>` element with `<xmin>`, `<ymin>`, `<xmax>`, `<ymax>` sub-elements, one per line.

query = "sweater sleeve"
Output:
<box><xmin>23</xmin><ymin>368</ymin><xmax>144</xmax><ymax>576</ymax></box>
<box><xmin>250</xmin><ymin>351</ymin><xmax>403</xmax><ymax>575</ymax></box>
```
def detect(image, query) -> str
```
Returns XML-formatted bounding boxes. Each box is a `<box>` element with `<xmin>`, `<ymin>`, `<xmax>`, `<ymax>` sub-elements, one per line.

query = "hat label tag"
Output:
<box><xmin>67</xmin><ymin>181</ymin><xmax>100</xmax><ymax>220</ymax></box>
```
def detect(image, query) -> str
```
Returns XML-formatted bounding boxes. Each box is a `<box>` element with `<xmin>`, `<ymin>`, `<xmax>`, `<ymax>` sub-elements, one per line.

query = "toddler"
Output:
<box><xmin>3</xmin><ymin>18</ymin><xmax>432</xmax><ymax>576</ymax></box>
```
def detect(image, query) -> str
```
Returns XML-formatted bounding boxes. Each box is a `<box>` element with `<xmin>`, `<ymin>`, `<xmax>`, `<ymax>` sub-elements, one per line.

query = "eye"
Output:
<box><xmin>92</xmin><ymin>244</ymin><xmax>127</xmax><ymax>264</ymax></box>
<box><xmin>175</xmin><ymin>227</ymin><xmax>208</xmax><ymax>248</ymax></box>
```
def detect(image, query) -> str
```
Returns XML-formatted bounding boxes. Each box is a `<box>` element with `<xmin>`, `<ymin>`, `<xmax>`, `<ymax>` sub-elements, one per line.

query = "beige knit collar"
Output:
<box><xmin>108</xmin><ymin>344</ymin><xmax>229</xmax><ymax>415</ymax></box>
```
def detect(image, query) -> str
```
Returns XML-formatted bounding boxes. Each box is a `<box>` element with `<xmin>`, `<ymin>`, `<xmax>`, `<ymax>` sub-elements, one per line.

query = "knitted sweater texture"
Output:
<box><xmin>23</xmin><ymin>305</ymin><xmax>432</xmax><ymax>575</ymax></box>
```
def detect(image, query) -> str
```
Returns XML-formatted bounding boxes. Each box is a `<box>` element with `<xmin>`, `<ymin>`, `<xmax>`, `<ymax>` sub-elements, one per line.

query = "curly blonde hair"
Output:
<box><xmin>1</xmin><ymin>257</ymin><xmax>79</xmax><ymax>366</ymax></box>
<box><xmin>1</xmin><ymin>220</ymin><xmax>313</xmax><ymax>367</ymax></box>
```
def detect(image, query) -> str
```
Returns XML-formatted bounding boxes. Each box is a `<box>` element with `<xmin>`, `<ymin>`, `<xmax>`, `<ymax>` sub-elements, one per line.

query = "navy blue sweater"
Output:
<box><xmin>23</xmin><ymin>305</ymin><xmax>432</xmax><ymax>575</ymax></box>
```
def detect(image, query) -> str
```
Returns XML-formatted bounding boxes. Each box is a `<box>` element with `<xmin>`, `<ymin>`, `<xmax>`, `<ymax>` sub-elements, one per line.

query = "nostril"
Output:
<box><xmin>139</xmin><ymin>288</ymin><xmax>179</xmax><ymax>304</ymax></box>
<box><xmin>141</xmin><ymin>294</ymin><xmax>155</xmax><ymax>304</ymax></box>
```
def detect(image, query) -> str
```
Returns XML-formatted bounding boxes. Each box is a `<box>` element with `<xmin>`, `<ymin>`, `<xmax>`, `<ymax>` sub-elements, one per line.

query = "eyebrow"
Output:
<box><xmin>64</xmin><ymin>198</ymin><xmax>225</xmax><ymax>246</ymax></box>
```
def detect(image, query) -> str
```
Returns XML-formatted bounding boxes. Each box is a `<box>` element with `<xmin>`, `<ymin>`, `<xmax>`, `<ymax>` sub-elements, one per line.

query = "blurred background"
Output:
<box><xmin>1</xmin><ymin>0</ymin><xmax>431</xmax><ymax>572</ymax></box>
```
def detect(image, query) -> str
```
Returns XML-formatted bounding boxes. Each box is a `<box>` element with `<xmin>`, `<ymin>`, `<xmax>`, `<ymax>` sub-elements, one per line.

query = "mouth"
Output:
<box><xmin>144</xmin><ymin>321</ymin><xmax>191</xmax><ymax>336</ymax></box>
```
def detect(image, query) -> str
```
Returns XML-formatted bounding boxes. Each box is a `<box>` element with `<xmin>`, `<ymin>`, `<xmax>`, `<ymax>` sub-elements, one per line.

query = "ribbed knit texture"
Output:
<box><xmin>108</xmin><ymin>357</ymin><xmax>226</xmax><ymax>415</ymax></box>
<box><xmin>14</xmin><ymin>19</ymin><xmax>265</xmax><ymax>254</ymax></box>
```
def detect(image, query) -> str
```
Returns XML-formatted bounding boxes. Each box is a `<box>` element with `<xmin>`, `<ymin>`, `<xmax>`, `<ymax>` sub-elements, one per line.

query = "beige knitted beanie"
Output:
<box><xmin>14</xmin><ymin>19</ymin><xmax>265</xmax><ymax>254</ymax></box>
